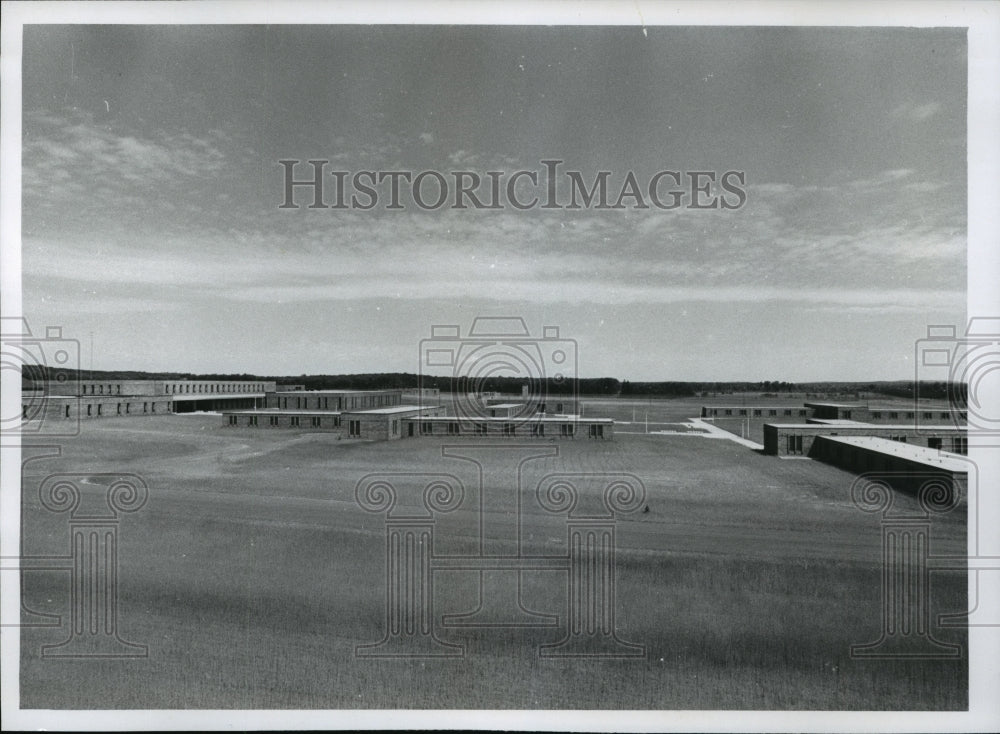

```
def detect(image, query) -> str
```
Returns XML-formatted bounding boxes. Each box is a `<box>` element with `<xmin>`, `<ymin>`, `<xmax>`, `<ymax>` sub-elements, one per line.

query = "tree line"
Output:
<box><xmin>23</xmin><ymin>367</ymin><xmax>967</xmax><ymax>402</ymax></box>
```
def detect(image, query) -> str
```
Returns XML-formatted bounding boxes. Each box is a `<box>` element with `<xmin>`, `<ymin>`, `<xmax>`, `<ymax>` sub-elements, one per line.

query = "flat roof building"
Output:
<box><xmin>763</xmin><ymin>423</ymin><xmax>967</xmax><ymax>457</ymax></box>
<box><xmin>222</xmin><ymin>404</ymin><xmax>444</xmax><ymax>441</ymax></box>
<box><xmin>809</xmin><ymin>435</ymin><xmax>968</xmax><ymax>497</ymax></box>
<box><xmin>266</xmin><ymin>389</ymin><xmax>402</xmax><ymax>412</ymax></box>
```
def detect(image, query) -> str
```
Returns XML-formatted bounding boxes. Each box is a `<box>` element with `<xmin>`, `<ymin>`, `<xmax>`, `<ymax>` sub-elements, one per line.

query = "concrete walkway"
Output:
<box><xmin>686</xmin><ymin>418</ymin><xmax>765</xmax><ymax>450</ymax></box>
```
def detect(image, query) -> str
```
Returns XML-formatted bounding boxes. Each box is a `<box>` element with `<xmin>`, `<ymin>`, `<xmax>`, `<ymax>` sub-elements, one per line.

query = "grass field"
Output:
<box><xmin>18</xmin><ymin>401</ymin><xmax>968</xmax><ymax>709</ymax></box>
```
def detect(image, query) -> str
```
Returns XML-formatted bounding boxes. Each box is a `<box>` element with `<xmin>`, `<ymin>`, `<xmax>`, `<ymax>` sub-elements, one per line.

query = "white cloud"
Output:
<box><xmin>891</xmin><ymin>101</ymin><xmax>942</xmax><ymax>122</ymax></box>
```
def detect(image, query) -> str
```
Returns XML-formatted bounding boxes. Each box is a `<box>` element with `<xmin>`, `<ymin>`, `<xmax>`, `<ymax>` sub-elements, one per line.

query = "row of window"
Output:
<box><xmin>82</xmin><ymin>382</ymin><xmax>267</xmax><ymax>395</ymax></box>
<box><xmin>710</xmin><ymin>408</ymin><xmax>809</xmax><ymax>417</ymax></box>
<box><xmin>415</xmin><ymin>422</ymin><xmax>588</xmax><ymax>437</ymax></box>
<box><xmin>28</xmin><ymin>401</ymin><xmax>167</xmax><ymax>418</ymax></box>
<box><xmin>274</xmin><ymin>395</ymin><xmax>402</xmax><ymax>410</ymax></box>
<box><xmin>870</xmin><ymin>411</ymin><xmax>965</xmax><ymax>421</ymax></box>
<box><xmin>228</xmin><ymin>415</ymin><xmax>340</xmax><ymax>427</ymax></box>
<box><xmin>706</xmin><ymin>408</ymin><xmax>967</xmax><ymax>421</ymax></box>
<box><xmin>169</xmin><ymin>383</ymin><xmax>265</xmax><ymax>395</ymax></box>
<box><xmin>84</xmin><ymin>384</ymin><xmax>122</xmax><ymax>395</ymax></box>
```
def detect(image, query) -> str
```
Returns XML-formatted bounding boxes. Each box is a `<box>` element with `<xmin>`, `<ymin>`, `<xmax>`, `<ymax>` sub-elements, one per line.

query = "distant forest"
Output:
<box><xmin>26</xmin><ymin>367</ymin><xmax>966</xmax><ymax>402</ymax></box>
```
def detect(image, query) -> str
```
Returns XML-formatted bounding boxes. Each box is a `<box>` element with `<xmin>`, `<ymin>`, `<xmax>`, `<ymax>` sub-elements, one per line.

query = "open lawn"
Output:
<box><xmin>18</xmin><ymin>409</ymin><xmax>967</xmax><ymax>709</ymax></box>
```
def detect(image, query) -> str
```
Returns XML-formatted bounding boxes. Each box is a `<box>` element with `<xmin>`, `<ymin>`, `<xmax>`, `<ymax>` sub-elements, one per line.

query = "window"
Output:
<box><xmin>333</xmin><ymin>417</ymin><xmax>340</xmax><ymax>427</ymax></box>
<box><xmin>290</xmin><ymin>416</ymin><xmax>300</xmax><ymax>427</ymax></box>
<box><xmin>928</xmin><ymin>437</ymin><xmax>942</xmax><ymax>450</ymax></box>
<box><xmin>753</xmin><ymin>409</ymin><xmax>761</xmax><ymax>417</ymax></box>
<box><xmin>87</xmin><ymin>404</ymin><xmax>92</xmax><ymax>416</ymax></box>
<box><xmin>725</xmin><ymin>409</ymin><xmax>732</xmax><ymax>416</ymax></box>
<box><xmin>117</xmin><ymin>403</ymin><xmax>122</xmax><ymax>415</ymax></box>
<box><xmin>97</xmin><ymin>404</ymin><xmax>102</xmax><ymax>416</ymax></box>
<box><xmin>798</xmin><ymin>410</ymin><xmax>807</xmax><ymax>416</ymax></box>
<box><xmin>784</xmin><ymin>409</ymin><xmax>792</xmax><ymax>416</ymax></box>
<box><xmin>349</xmin><ymin>420</ymin><xmax>361</xmax><ymax>437</ymax></box>
<box><xmin>314</xmin><ymin>417</ymin><xmax>323</xmax><ymax>428</ymax></box>
<box><xmin>116</xmin><ymin>385</ymin><xmax>121</xmax><ymax>394</ymax></box>
<box><xmin>65</xmin><ymin>405</ymin><xmax>70</xmax><ymax>418</ymax></box>
<box><xmin>249</xmin><ymin>416</ymin><xmax>258</xmax><ymax>426</ymax></box>
<box><xmin>420</xmin><ymin>422</ymin><xmax>432</xmax><ymax>435</ymax></box>
<box><xmin>560</xmin><ymin>424</ymin><xmax>575</xmax><ymax>437</ymax></box>
<box><xmin>151</xmin><ymin>403</ymin><xmax>156</xmax><ymax>413</ymax></box>
<box><xmin>953</xmin><ymin>436</ymin><xmax>968</xmax><ymax>454</ymax></box>
<box><xmin>531</xmin><ymin>424</ymin><xmax>544</xmax><ymax>437</ymax></box>
<box><xmin>448</xmin><ymin>422</ymin><xmax>460</xmax><ymax>435</ymax></box>
<box><xmin>872</xmin><ymin>412</ymin><xmax>882</xmax><ymax>419</ymax></box>
<box><xmin>906</xmin><ymin>412</ymin><xmax>914</xmax><ymax>419</ymax></box>
<box><xmin>228</xmin><ymin>415</ymin><xmax>238</xmax><ymax>425</ymax></box>
<box><xmin>787</xmin><ymin>435</ymin><xmax>803</xmax><ymax>454</ymax></box>
<box><xmin>126</xmin><ymin>403</ymin><xmax>131</xmax><ymax>414</ymax></box>
<box><xmin>474</xmin><ymin>423</ymin><xmax>487</xmax><ymax>435</ymax></box>
<box><xmin>941</xmin><ymin>412</ymin><xmax>950</xmax><ymax>420</ymax></box>
<box><xmin>143</xmin><ymin>402</ymin><xmax>148</xmax><ymax>413</ymax></box>
<box><xmin>502</xmin><ymin>423</ymin><xmax>515</xmax><ymax>436</ymax></box>
<box><xmin>269</xmin><ymin>416</ymin><xmax>279</xmax><ymax>426</ymax></box>
<box><xmin>391</xmin><ymin>419</ymin><xmax>398</xmax><ymax>435</ymax></box>
<box><xmin>739</xmin><ymin>409</ymin><xmax>747</xmax><ymax>416</ymax></box>
<box><xmin>769</xmin><ymin>410</ymin><xmax>777</xmax><ymax>416</ymax></box>
<box><xmin>590</xmin><ymin>424</ymin><xmax>604</xmax><ymax>438</ymax></box>
<box><xmin>843</xmin><ymin>411</ymin><xmax>852</xmax><ymax>420</ymax></box>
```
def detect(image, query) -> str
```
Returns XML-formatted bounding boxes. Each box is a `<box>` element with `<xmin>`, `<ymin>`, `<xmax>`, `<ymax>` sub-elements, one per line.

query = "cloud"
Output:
<box><xmin>891</xmin><ymin>101</ymin><xmax>942</xmax><ymax>122</ymax></box>
<box><xmin>21</xmin><ymin>108</ymin><xmax>966</xmax><ymax>318</ymax></box>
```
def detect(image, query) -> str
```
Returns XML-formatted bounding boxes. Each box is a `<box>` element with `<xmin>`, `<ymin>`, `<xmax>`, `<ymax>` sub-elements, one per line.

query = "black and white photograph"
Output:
<box><xmin>2</xmin><ymin>1</ymin><xmax>998</xmax><ymax>731</ymax></box>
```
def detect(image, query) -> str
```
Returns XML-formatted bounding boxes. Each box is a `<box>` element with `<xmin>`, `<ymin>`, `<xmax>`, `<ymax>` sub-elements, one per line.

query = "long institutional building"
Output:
<box><xmin>702</xmin><ymin>399</ymin><xmax>970</xmax><ymax>493</ymax></box>
<box><xmin>23</xmin><ymin>379</ymin><xmax>612</xmax><ymax>441</ymax></box>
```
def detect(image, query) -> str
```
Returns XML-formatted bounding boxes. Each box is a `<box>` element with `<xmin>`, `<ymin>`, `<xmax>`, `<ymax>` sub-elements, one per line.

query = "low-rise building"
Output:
<box><xmin>265</xmin><ymin>389</ymin><xmax>402</xmax><ymax>411</ymax></box>
<box><xmin>809</xmin><ymin>434</ymin><xmax>968</xmax><ymax>497</ymax></box>
<box><xmin>763</xmin><ymin>423</ymin><xmax>967</xmax><ymax>456</ymax></box>
<box><xmin>221</xmin><ymin>404</ymin><xmax>443</xmax><ymax>441</ymax></box>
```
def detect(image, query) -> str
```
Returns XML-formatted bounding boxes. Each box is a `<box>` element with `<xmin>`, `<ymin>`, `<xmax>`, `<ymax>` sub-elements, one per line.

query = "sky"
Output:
<box><xmin>20</xmin><ymin>25</ymin><xmax>967</xmax><ymax>381</ymax></box>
